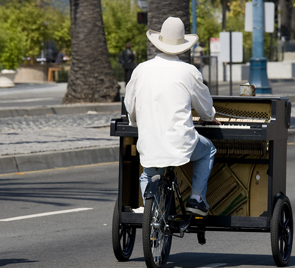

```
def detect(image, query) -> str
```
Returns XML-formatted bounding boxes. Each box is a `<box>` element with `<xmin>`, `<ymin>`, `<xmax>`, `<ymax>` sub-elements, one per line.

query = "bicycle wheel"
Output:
<box><xmin>142</xmin><ymin>178</ymin><xmax>173</xmax><ymax>268</ymax></box>
<box><xmin>112</xmin><ymin>199</ymin><xmax>136</xmax><ymax>261</ymax></box>
<box><xmin>270</xmin><ymin>194</ymin><xmax>293</xmax><ymax>267</ymax></box>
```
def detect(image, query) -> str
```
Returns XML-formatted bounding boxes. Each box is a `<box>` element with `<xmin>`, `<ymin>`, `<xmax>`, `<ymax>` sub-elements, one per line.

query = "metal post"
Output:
<box><xmin>208</xmin><ymin>37</ymin><xmax>211</xmax><ymax>90</ymax></box>
<box><xmin>192</xmin><ymin>0</ymin><xmax>197</xmax><ymax>56</ymax></box>
<box><xmin>192</xmin><ymin>0</ymin><xmax>196</xmax><ymax>35</ymax></box>
<box><xmin>216</xmin><ymin>56</ymin><xmax>219</xmax><ymax>95</ymax></box>
<box><xmin>200</xmin><ymin>56</ymin><xmax>203</xmax><ymax>74</ymax></box>
<box><xmin>229</xmin><ymin>30</ymin><xmax>232</xmax><ymax>96</ymax></box>
<box><xmin>223</xmin><ymin>63</ymin><xmax>226</xmax><ymax>82</ymax></box>
<box><xmin>248</xmin><ymin>0</ymin><xmax>271</xmax><ymax>94</ymax></box>
<box><xmin>270</xmin><ymin>33</ymin><xmax>273</xmax><ymax>61</ymax></box>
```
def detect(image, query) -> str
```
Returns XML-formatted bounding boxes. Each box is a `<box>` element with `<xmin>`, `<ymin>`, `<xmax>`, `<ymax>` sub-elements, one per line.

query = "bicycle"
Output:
<box><xmin>111</xmin><ymin>97</ymin><xmax>294</xmax><ymax>268</ymax></box>
<box><xmin>142</xmin><ymin>166</ymin><xmax>203</xmax><ymax>268</ymax></box>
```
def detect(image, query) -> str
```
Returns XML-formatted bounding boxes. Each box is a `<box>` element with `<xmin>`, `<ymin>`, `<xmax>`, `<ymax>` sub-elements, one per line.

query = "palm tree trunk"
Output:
<box><xmin>291</xmin><ymin>6</ymin><xmax>295</xmax><ymax>42</ymax></box>
<box><xmin>63</xmin><ymin>0</ymin><xmax>119</xmax><ymax>104</ymax></box>
<box><xmin>147</xmin><ymin>0</ymin><xmax>190</xmax><ymax>63</ymax></box>
<box><xmin>279</xmin><ymin>0</ymin><xmax>291</xmax><ymax>39</ymax></box>
<box><xmin>221</xmin><ymin>0</ymin><xmax>227</xmax><ymax>31</ymax></box>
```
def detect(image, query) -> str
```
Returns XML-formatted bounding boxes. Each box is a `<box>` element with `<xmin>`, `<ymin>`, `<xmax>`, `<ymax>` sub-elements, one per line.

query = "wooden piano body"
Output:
<box><xmin>110</xmin><ymin>96</ymin><xmax>292</xmax><ymax>231</ymax></box>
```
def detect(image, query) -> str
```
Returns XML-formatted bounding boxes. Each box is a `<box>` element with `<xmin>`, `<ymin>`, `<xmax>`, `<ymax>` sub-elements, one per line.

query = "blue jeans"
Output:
<box><xmin>139</xmin><ymin>135</ymin><xmax>216</xmax><ymax>208</ymax></box>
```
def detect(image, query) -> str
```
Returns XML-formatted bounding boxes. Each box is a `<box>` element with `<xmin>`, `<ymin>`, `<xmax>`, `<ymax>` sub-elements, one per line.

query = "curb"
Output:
<box><xmin>288</xmin><ymin>129</ymin><xmax>295</xmax><ymax>143</ymax></box>
<box><xmin>0</xmin><ymin>103</ymin><xmax>121</xmax><ymax>118</ymax></box>
<box><xmin>256</xmin><ymin>94</ymin><xmax>295</xmax><ymax>103</ymax></box>
<box><xmin>277</xmin><ymin>94</ymin><xmax>295</xmax><ymax>103</ymax></box>
<box><xmin>0</xmin><ymin>129</ymin><xmax>294</xmax><ymax>174</ymax></box>
<box><xmin>0</xmin><ymin>146</ymin><xmax>119</xmax><ymax>174</ymax></box>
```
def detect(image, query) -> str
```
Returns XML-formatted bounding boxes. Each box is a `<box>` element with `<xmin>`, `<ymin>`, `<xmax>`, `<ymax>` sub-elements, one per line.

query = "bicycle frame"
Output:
<box><xmin>148</xmin><ymin>167</ymin><xmax>192</xmax><ymax>237</ymax></box>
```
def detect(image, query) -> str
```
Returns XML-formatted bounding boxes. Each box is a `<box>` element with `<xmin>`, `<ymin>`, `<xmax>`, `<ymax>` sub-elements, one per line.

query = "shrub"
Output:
<box><xmin>56</xmin><ymin>68</ymin><xmax>69</xmax><ymax>83</ymax></box>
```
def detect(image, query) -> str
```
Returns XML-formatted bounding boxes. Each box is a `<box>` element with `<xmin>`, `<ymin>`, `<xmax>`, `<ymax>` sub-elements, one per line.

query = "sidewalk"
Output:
<box><xmin>0</xmin><ymin>82</ymin><xmax>294</xmax><ymax>174</ymax></box>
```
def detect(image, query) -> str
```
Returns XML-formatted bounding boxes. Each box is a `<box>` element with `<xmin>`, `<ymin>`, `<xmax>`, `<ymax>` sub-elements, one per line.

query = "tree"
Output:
<box><xmin>0</xmin><ymin>0</ymin><xmax>48</xmax><ymax>65</ymax></box>
<box><xmin>221</xmin><ymin>0</ymin><xmax>228</xmax><ymax>31</ymax></box>
<box><xmin>102</xmin><ymin>0</ymin><xmax>147</xmax><ymax>65</ymax></box>
<box><xmin>101</xmin><ymin>0</ymin><xmax>147</xmax><ymax>82</ymax></box>
<box><xmin>291</xmin><ymin>4</ymin><xmax>295</xmax><ymax>42</ymax></box>
<box><xmin>226</xmin><ymin>0</ymin><xmax>252</xmax><ymax>48</ymax></box>
<box><xmin>45</xmin><ymin>3</ymin><xmax>71</xmax><ymax>56</ymax></box>
<box><xmin>63</xmin><ymin>0</ymin><xmax>119</xmax><ymax>104</ymax></box>
<box><xmin>279</xmin><ymin>0</ymin><xmax>292</xmax><ymax>39</ymax></box>
<box><xmin>0</xmin><ymin>26</ymin><xmax>26</xmax><ymax>70</ymax></box>
<box><xmin>147</xmin><ymin>0</ymin><xmax>191</xmax><ymax>63</ymax></box>
<box><xmin>226</xmin><ymin>0</ymin><xmax>273</xmax><ymax>61</ymax></box>
<box><xmin>195</xmin><ymin>0</ymin><xmax>221</xmax><ymax>53</ymax></box>
<box><xmin>0</xmin><ymin>0</ymin><xmax>71</xmax><ymax>65</ymax></box>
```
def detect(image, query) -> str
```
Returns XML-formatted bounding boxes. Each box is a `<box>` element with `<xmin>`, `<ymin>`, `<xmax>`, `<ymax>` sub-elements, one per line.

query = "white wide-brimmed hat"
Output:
<box><xmin>146</xmin><ymin>17</ymin><xmax>199</xmax><ymax>55</ymax></box>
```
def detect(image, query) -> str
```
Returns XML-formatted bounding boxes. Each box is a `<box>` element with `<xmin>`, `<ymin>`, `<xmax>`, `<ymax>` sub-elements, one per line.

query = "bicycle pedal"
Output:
<box><xmin>185</xmin><ymin>211</ymin><xmax>208</xmax><ymax>219</ymax></box>
<box><xmin>168</xmin><ymin>214</ymin><xmax>185</xmax><ymax>222</ymax></box>
<box><xmin>168</xmin><ymin>215</ymin><xmax>185</xmax><ymax>229</ymax></box>
<box><xmin>194</xmin><ymin>216</ymin><xmax>207</xmax><ymax>220</ymax></box>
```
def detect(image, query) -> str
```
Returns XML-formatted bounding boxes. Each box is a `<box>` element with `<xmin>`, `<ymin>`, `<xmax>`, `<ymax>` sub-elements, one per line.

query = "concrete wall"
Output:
<box><xmin>267</xmin><ymin>61</ymin><xmax>293</xmax><ymax>79</ymax></box>
<box><xmin>15</xmin><ymin>64</ymin><xmax>70</xmax><ymax>84</ymax></box>
<box><xmin>15</xmin><ymin>64</ymin><xmax>46</xmax><ymax>83</ymax></box>
<box><xmin>284</xmin><ymin>52</ymin><xmax>295</xmax><ymax>61</ymax></box>
<box><xmin>14</xmin><ymin>61</ymin><xmax>295</xmax><ymax>84</ymax></box>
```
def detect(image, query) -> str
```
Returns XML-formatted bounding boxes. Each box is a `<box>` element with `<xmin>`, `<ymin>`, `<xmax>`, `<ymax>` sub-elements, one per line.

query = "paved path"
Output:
<box><xmin>0</xmin><ymin>113</ymin><xmax>119</xmax><ymax>156</ymax></box>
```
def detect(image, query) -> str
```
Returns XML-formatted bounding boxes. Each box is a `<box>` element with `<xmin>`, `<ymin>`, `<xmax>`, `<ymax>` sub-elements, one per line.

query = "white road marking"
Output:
<box><xmin>0</xmin><ymin>98</ymin><xmax>55</xmax><ymax>103</ymax></box>
<box><xmin>197</xmin><ymin>264</ymin><xmax>227</xmax><ymax>268</ymax></box>
<box><xmin>0</xmin><ymin>208</ymin><xmax>93</xmax><ymax>221</ymax></box>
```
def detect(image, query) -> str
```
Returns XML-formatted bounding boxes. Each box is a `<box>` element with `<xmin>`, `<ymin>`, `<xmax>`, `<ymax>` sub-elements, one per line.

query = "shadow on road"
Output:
<box><xmin>0</xmin><ymin>178</ymin><xmax>117</xmax><ymax>206</ymax></box>
<box><xmin>130</xmin><ymin>252</ymin><xmax>295</xmax><ymax>267</ymax></box>
<box><xmin>166</xmin><ymin>252</ymin><xmax>295</xmax><ymax>267</ymax></box>
<box><xmin>0</xmin><ymin>259</ymin><xmax>38</xmax><ymax>266</ymax></box>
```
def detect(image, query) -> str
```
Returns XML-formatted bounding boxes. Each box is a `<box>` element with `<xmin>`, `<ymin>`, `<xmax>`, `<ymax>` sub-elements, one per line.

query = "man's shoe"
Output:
<box><xmin>186</xmin><ymin>198</ymin><xmax>208</xmax><ymax>216</ymax></box>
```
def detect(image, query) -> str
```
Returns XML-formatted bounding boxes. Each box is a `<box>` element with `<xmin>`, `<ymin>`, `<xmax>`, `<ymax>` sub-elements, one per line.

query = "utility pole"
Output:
<box><xmin>192</xmin><ymin>0</ymin><xmax>197</xmax><ymax>54</ymax></box>
<box><xmin>248</xmin><ymin>0</ymin><xmax>271</xmax><ymax>94</ymax></box>
<box><xmin>192</xmin><ymin>0</ymin><xmax>196</xmax><ymax>35</ymax></box>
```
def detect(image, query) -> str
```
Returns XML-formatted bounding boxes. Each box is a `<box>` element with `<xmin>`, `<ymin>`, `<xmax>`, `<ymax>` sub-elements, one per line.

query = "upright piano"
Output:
<box><xmin>111</xmin><ymin>96</ymin><xmax>292</xmax><ymax>230</ymax></box>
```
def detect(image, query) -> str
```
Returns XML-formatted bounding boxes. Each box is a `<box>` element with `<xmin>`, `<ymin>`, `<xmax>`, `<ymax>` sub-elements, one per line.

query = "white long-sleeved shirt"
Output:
<box><xmin>124</xmin><ymin>53</ymin><xmax>215</xmax><ymax>168</ymax></box>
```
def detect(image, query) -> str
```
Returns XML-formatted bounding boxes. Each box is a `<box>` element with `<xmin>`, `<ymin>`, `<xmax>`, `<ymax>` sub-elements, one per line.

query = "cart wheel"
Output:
<box><xmin>142</xmin><ymin>179</ymin><xmax>173</xmax><ymax>268</ymax></box>
<box><xmin>112</xmin><ymin>199</ymin><xmax>136</xmax><ymax>261</ymax></box>
<box><xmin>270</xmin><ymin>194</ymin><xmax>293</xmax><ymax>267</ymax></box>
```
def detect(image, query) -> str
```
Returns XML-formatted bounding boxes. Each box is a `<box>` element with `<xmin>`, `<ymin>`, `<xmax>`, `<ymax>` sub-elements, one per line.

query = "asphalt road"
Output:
<box><xmin>0</xmin><ymin>83</ymin><xmax>66</xmax><ymax>107</ymax></box>
<box><xmin>1</xmin><ymin>145</ymin><xmax>295</xmax><ymax>268</ymax></box>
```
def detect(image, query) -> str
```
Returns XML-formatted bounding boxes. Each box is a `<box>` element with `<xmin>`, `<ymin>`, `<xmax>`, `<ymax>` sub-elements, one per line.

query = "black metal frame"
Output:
<box><xmin>111</xmin><ymin>96</ymin><xmax>290</xmax><ymax>233</ymax></box>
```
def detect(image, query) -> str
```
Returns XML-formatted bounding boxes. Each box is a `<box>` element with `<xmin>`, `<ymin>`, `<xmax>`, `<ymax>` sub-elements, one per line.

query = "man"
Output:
<box><xmin>119</xmin><ymin>42</ymin><xmax>136</xmax><ymax>85</ymax></box>
<box><xmin>124</xmin><ymin>17</ymin><xmax>220</xmax><ymax>216</ymax></box>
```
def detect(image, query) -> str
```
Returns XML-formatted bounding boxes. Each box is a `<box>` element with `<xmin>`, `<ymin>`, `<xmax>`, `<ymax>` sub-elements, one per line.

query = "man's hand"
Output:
<box><xmin>212</xmin><ymin>118</ymin><xmax>222</xmax><ymax>125</ymax></box>
<box><xmin>198</xmin><ymin>118</ymin><xmax>222</xmax><ymax>125</ymax></box>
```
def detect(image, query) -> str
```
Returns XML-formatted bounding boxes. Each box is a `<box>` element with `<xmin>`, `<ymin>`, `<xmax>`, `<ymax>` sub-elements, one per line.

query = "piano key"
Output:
<box><xmin>195</xmin><ymin>124</ymin><xmax>250</xmax><ymax>129</ymax></box>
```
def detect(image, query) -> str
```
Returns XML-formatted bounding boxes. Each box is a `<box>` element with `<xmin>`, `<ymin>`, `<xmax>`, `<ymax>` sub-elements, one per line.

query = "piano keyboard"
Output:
<box><xmin>192</xmin><ymin>117</ymin><xmax>266</xmax><ymax>123</ymax></box>
<box><xmin>195</xmin><ymin>124</ymin><xmax>250</xmax><ymax>129</ymax></box>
